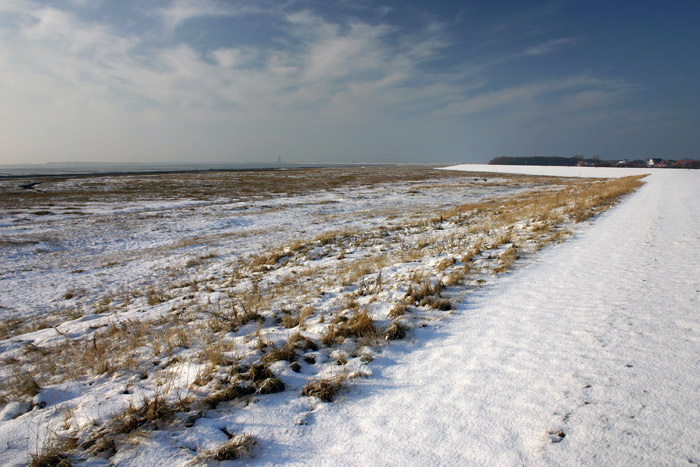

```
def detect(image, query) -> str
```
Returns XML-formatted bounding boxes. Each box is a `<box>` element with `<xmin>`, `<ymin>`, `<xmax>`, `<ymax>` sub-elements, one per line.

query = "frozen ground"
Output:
<box><xmin>0</xmin><ymin>165</ymin><xmax>689</xmax><ymax>465</ymax></box>
<box><xmin>257</xmin><ymin>165</ymin><xmax>700</xmax><ymax>465</ymax></box>
<box><xmin>0</xmin><ymin>168</ymin><xmax>538</xmax><ymax>323</ymax></box>
<box><xmin>2</xmin><ymin>167</ymin><xmax>583</xmax><ymax>465</ymax></box>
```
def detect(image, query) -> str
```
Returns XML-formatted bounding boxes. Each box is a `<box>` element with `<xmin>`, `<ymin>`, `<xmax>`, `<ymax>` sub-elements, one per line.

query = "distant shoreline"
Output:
<box><xmin>0</xmin><ymin>162</ymin><xmax>424</xmax><ymax>179</ymax></box>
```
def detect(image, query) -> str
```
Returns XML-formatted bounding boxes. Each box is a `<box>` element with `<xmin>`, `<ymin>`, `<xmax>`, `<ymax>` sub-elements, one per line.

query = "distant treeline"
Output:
<box><xmin>489</xmin><ymin>156</ymin><xmax>699</xmax><ymax>169</ymax></box>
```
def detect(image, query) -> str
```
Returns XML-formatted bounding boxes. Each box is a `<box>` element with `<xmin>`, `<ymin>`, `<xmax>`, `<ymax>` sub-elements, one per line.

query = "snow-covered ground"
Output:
<box><xmin>254</xmin><ymin>165</ymin><xmax>700</xmax><ymax>465</ymax></box>
<box><xmin>1</xmin><ymin>165</ymin><xmax>697</xmax><ymax>465</ymax></box>
<box><xmin>0</xmin><ymin>170</ymin><xmax>532</xmax><ymax>322</ymax></box>
<box><xmin>1</xmin><ymin>168</ymin><xmax>575</xmax><ymax>465</ymax></box>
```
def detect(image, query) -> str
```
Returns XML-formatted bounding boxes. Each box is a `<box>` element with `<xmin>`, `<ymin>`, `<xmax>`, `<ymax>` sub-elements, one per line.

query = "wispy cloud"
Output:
<box><xmin>433</xmin><ymin>73</ymin><xmax>625</xmax><ymax>119</ymax></box>
<box><xmin>524</xmin><ymin>37</ymin><xmax>574</xmax><ymax>56</ymax></box>
<box><xmin>0</xmin><ymin>2</ymin><xmax>464</xmax><ymax>161</ymax></box>
<box><xmin>156</xmin><ymin>0</ymin><xmax>259</xmax><ymax>31</ymax></box>
<box><xmin>1</xmin><ymin>1</ymin><xmax>669</xmax><ymax>163</ymax></box>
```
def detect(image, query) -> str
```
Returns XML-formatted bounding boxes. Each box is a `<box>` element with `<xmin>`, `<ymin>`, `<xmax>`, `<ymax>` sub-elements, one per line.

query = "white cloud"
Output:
<box><xmin>524</xmin><ymin>37</ymin><xmax>574</xmax><ymax>56</ymax></box>
<box><xmin>157</xmin><ymin>0</ymin><xmax>259</xmax><ymax>31</ymax></box>
<box><xmin>66</xmin><ymin>0</ymin><xmax>101</xmax><ymax>8</ymax></box>
<box><xmin>0</xmin><ymin>0</ymin><xmax>35</xmax><ymax>14</ymax></box>
<box><xmin>0</xmin><ymin>1</ymin><xmax>655</xmax><ymax>164</ymax></box>
<box><xmin>432</xmin><ymin>74</ymin><xmax>625</xmax><ymax>119</ymax></box>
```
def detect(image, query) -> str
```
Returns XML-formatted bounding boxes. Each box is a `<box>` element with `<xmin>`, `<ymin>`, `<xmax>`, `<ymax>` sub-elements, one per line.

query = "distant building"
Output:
<box><xmin>647</xmin><ymin>158</ymin><xmax>664</xmax><ymax>167</ymax></box>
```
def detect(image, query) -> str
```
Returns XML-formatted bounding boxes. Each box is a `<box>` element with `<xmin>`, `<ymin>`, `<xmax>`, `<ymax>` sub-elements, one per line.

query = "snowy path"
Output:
<box><xmin>261</xmin><ymin>167</ymin><xmax>700</xmax><ymax>465</ymax></box>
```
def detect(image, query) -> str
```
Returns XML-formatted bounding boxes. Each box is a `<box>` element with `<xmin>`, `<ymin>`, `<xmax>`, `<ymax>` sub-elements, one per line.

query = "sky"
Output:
<box><xmin>1</xmin><ymin>0</ymin><xmax>699</xmax><ymax>165</ymax></box>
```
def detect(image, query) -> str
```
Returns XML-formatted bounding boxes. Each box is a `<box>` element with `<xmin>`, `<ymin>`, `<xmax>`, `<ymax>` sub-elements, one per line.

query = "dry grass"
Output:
<box><xmin>279</xmin><ymin>306</ymin><xmax>314</xmax><ymax>329</ymax></box>
<box><xmin>388</xmin><ymin>302</ymin><xmax>407</xmax><ymax>318</ymax></box>
<box><xmin>301</xmin><ymin>373</ymin><xmax>348</xmax><ymax>402</ymax></box>
<box><xmin>405</xmin><ymin>279</ymin><xmax>450</xmax><ymax>309</ymax></box>
<box><xmin>203</xmin><ymin>301</ymin><xmax>265</xmax><ymax>333</ymax></box>
<box><xmin>0</xmin><ymin>369</ymin><xmax>42</xmax><ymax>402</ymax></box>
<box><xmin>0</xmin><ymin>317</ymin><xmax>163</xmax><ymax>395</ymax></box>
<box><xmin>0</xmin><ymin>169</ymin><xmax>646</xmax><ymax>464</ymax></box>
<box><xmin>321</xmin><ymin>325</ymin><xmax>341</xmax><ymax>347</ymax></box>
<box><xmin>202</xmin><ymin>434</ymin><xmax>256</xmax><ymax>461</ymax></box>
<box><xmin>384</xmin><ymin>321</ymin><xmax>407</xmax><ymax>340</ymax></box>
<box><xmin>199</xmin><ymin>383</ymin><xmax>256</xmax><ymax>410</ymax></box>
<box><xmin>493</xmin><ymin>246</ymin><xmax>519</xmax><ymax>274</ymax></box>
<box><xmin>0</xmin><ymin>317</ymin><xmax>23</xmax><ymax>340</ymax></box>
<box><xmin>256</xmin><ymin>377</ymin><xmax>285</xmax><ymax>395</ymax></box>
<box><xmin>335</xmin><ymin>309</ymin><xmax>379</xmax><ymax>341</ymax></box>
<box><xmin>116</xmin><ymin>392</ymin><xmax>178</xmax><ymax>434</ymax></box>
<box><xmin>146</xmin><ymin>288</ymin><xmax>167</xmax><ymax>306</ymax></box>
<box><xmin>263</xmin><ymin>332</ymin><xmax>318</xmax><ymax>364</ymax></box>
<box><xmin>30</xmin><ymin>436</ymin><xmax>76</xmax><ymax>467</ymax></box>
<box><xmin>247</xmin><ymin>363</ymin><xmax>274</xmax><ymax>382</ymax></box>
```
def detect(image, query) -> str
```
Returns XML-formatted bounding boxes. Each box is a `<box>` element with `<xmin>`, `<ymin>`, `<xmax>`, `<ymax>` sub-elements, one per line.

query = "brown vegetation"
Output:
<box><xmin>301</xmin><ymin>374</ymin><xmax>348</xmax><ymax>402</ymax></box>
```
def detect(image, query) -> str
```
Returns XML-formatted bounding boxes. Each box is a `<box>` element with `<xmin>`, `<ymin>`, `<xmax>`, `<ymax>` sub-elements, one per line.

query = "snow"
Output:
<box><xmin>0</xmin><ymin>172</ymin><xmax>527</xmax><ymax>322</ymax></box>
<box><xmin>249</xmin><ymin>165</ymin><xmax>700</xmax><ymax>465</ymax></box>
<box><xmin>1</xmin><ymin>169</ymin><xmax>554</xmax><ymax>465</ymax></box>
<box><xmin>1</xmin><ymin>165</ymin><xmax>698</xmax><ymax>465</ymax></box>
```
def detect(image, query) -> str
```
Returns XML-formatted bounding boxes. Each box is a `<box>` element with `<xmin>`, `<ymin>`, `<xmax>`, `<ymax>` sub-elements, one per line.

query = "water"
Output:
<box><xmin>0</xmin><ymin>161</ymin><xmax>324</xmax><ymax>178</ymax></box>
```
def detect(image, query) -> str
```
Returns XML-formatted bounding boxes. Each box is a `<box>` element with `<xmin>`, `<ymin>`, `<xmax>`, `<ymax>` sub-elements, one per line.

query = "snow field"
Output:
<box><xmin>259</xmin><ymin>165</ymin><xmax>699</xmax><ymax>465</ymax></box>
<box><xmin>0</xmin><ymin>167</ymin><xmax>648</xmax><ymax>465</ymax></box>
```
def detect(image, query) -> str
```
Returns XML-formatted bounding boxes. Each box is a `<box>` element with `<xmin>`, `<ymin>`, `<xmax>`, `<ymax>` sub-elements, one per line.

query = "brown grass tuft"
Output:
<box><xmin>200</xmin><ymin>383</ymin><xmax>256</xmax><ymax>410</ymax></box>
<box><xmin>247</xmin><ymin>363</ymin><xmax>274</xmax><ymax>382</ymax></box>
<box><xmin>29</xmin><ymin>436</ymin><xmax>75</xmax><ymax>467</ymax></box>
<box><xmin>405</xmin><ymin>280</ymin><xmax>445</xmax><ymax>308</ymax></box>
<box><xmin>256</xmin><ymin>377</ymin><xmax>285</xmax><ymax>394</ymax></box>
<box><xmin>335</xmin><ymin>309</ymin><xmax>378</xmax><ymax>341</ymax></box>
<box><xmin>388</xmin><ymin>302</ymin><xmax>406</xmax><ymax>319</ymax></box>
<box><xmin>204</xmin><ymin>434</ymin><xmax>256</xmax><ymax>461</ymax></box>
<box><xmin>116</xmin><ymin>392</ymin><xmax>177</xmax><ymax>433</ymax></box>
<box><xmin>301</xmin><ymin>374</ymin><xmax>348</xmax><ymax>402</ymax></box>
<box><xmin>384</xmin><ymin>321</ymin><xmax>407</xmax><ymax>340</ymax></box>
<box><xmin>321</xmin><ymin>325</ymin><xmax>341</xmax><ymax>347</ymax></box>
<box><xmin>493</xmin><ymin>245</ymin><xmax>519</xmax><ymax>274</ymax></box>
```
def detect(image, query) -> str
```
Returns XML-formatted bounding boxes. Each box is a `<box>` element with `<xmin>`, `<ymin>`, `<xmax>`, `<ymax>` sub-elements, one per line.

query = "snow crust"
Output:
<box><xmin>251</xmin><ymin>165</ymin><xmax>700</xmax><ymax>465</ymax></box>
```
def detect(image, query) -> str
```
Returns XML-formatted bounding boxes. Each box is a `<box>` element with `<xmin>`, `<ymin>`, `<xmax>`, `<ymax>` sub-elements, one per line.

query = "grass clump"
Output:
<box><xmin>280</xmin><ymin>305</ymin><xmax>314</xmax><ymax>329</ymax></box>
<box><xmin>200</xmin><ymin>383</ymin><xmax>256</xmax><ymax>410</ymax></box>
<box><xmin>243</xmin><ymin>363</ymin><xmax>286</xmax><ymax>394</ymax></box>
<box><xmin>29</xmin><ymin>437</ymin><xmax>75</xmax><ymax>467</ymax></box>
<box><xmin>256</xmin><ymin>377</ymin><xmax>285</xmax><ymax>395</ymax></box>
<box><xmin>405</xmin><ymin>280</ymin><xmax>443</xmax><ymax>305</ymax></box>
<box><xmin>263</xmin><ymin>332</ymin><xmax>318</xmax><ymax>364</ymax></box>
<box><xmin>116</xmin><ymin>393</ymin><xmax>175</xmax><ymax>433</ymax></box>
<box><xmin>320</xmin><ymin>309</ymin><xmax>378</xmax><ymax>347</ymax></box>
<box><xmin>14</xmin><ymin>371</ymin><xmax>42</xmax><ymax>399</ymax></box>
<box><xmin>146</xmin><ymin>288</ymin><xmax>167</xmax><ymax>306</ymax></box>
<box><xmin>336</xmin><ymin>309</ymin><xmax>378</xmax><ymax>340</ymax></box>
<box><xmin>204</xmin><ymin>434</ymin><xmax>256</xmax><ymax>461</ymax></box>
<box><xmin>494</xmin><ymin>246</ymin><xmax>519</xmax><ymax>274</ymax></box>
<box><xmin>388</xmin><ymin>302</ymin><xmax>406</xmax><ymax>319</ymax></box>
<box><xmin>247</xmin><ymin>363</ymin><xmax>274</xmax><ymax>382</ymax></box>
<box><xmin>321</xmin><ymin>325</ymin><xmax>340</xmax><ymax>347</ymax></box>
<box><xmin>405</xmin><ymin>280</ymin><xmax>451</xmax><ymax>310</ymax></box>
<box><xmin>384</xmin><ymin>321</ymin><xmax>407</xmax><ymax>340</ymax></box>
<box><xmin>301</xmin><ymin>374</ymin><xmax>348</xmax><ymax>402</ymax></box>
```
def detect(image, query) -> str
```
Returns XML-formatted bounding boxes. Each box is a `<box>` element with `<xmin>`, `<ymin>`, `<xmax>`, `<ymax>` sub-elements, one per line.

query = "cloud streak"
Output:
<box><xmin>1</xmin><ymin>1</ymin><xmax>685</xmax><ymax>163</ymax></box>
<box><xmin>157</xmin><ymin>0</ymin><xmax>261</xmax><ymax>32</ymax></box>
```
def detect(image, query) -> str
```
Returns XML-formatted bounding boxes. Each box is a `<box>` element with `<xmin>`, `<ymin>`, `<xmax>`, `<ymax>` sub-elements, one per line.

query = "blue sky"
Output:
<box><xmin>1</xmin><ymin>0</ymin><xmax>698</xmax><ymax>164</ymax></box>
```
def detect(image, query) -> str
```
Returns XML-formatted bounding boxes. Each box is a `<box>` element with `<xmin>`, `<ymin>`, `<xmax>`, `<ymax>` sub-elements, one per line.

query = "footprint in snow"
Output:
<box><xmin>548</xmin><ymin>430</ymin><xmax>566</xmax><ymax>443</ymax></box>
